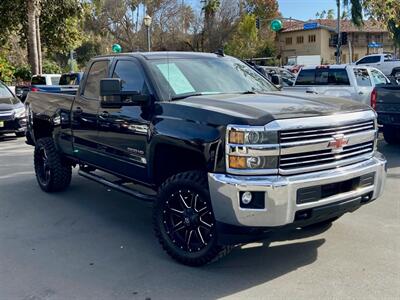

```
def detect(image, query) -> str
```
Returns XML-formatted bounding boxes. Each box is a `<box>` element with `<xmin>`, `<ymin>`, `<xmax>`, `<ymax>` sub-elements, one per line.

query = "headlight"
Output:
<box><xmin>229</xmin><ymin>129</ymin><xmax>278</xmax><ymax>144</ymax></box>
<box><xmin>14</xmin><ymin>107</ymin><xmax>26</xmax><ymax>118</ymax></box>
<box><xmin>226</xmin><ymin>125</ymin><xmax>279</xmax><ymax>175</ymax></box>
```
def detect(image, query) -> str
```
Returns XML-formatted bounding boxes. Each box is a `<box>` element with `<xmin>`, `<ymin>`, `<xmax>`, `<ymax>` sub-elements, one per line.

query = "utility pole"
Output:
<box><xmin>336</xmin><ymin>0</ymin><xmax>341</xmax><ymax>64</ymax></box>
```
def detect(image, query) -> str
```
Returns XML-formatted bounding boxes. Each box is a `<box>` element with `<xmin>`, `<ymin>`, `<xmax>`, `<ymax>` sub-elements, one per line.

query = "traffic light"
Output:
<box><xmin>255</xmin><ymin>17</ymin><xmax>260</xmax><ymax>30</ymax></box>
<box><xmin>330</xmin><ymin>34</ymin><xmax>338</xmax><ymax>47</ymax></box>
<box><xmin>341</xmin><ymin>32</ymin><xmax>348</xmax><ymax>45</ymax></box>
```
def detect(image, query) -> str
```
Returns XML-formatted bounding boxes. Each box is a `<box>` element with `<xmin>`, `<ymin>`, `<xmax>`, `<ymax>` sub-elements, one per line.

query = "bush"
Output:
<box><xmin>14</xmin><ymin>65</ymin><xmax>32</xmax><ymax>82</ymax></box>
<box><xmin>0</xmin><ymin>55</ymin><xmax>14</xmax><ymax>84</ymax></box>
<box><xmin>42</xmin><ymin>59</ymin><xmax>62</xmax><ymax>74</ymax></box>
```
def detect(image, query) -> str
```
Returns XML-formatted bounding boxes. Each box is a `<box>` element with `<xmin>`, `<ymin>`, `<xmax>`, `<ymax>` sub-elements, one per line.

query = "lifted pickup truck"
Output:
<box><xmin>25</xmin><ymin>52</ymin><xmax>386</xmax><ymax>266</ymax></box>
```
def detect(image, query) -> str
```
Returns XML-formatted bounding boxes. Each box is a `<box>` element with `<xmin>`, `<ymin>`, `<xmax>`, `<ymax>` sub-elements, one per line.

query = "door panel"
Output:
<box><xmin>71</xmin><ymin>60</ymin><xmax>109</xmax><ymax>164</ymax></box>
<box><xmin>96</xmin><ymin>58</ymin><xmax>151</xmax><ymax>183</ymax></box>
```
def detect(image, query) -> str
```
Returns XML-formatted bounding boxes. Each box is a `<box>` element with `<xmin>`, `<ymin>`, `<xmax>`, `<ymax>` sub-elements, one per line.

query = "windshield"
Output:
<box><xmin>149</xmin><ymin>56</ymin><xmax>277</xmax><ymax>100</ymax></box>
<box><xmin>0</xmin><ymin>82</ymin><xmax>14</xmax><ymax>99</ymax></box>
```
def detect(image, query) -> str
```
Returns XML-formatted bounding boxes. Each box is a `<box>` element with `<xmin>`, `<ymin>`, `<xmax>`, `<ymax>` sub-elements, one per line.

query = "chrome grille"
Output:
<box><xmin>277</xmin><ymin>116</ymin><xmax>376</xmax><ymax>175</ymax></box>
<box><xmin>279</xmin><ymin>120</ymin><xmax>375</xmax><ymax>143</ymax></box>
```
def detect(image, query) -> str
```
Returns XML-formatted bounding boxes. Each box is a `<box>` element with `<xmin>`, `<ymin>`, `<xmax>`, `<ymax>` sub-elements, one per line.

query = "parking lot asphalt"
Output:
<box><xmin>0</xmin><ymin>135</ymin><xmax>399</xmax><ymax>300</ymax></box>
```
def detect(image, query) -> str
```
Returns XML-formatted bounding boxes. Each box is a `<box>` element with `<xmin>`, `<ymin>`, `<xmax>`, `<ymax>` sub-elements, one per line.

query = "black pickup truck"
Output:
<box><xmin>25</xmin><ymin>52</ymin><xmax>386</xmax><ymax>266</ymax></box>
<box><xmin>375</xmin><ymin>84</ymin><xmax>400</xmax><ymax>144</ymax></box>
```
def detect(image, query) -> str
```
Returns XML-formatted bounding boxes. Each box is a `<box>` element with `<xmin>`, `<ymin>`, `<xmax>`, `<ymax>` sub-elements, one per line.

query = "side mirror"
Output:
<box><xmin>271</xmin><ymin>74</ymin><xmax>282</xmax><ymax>87</ymax></box>
<box><xmin>99</xmin><ymin>78</ymin><xmax>150</xmax><ymax>108</ymax></box>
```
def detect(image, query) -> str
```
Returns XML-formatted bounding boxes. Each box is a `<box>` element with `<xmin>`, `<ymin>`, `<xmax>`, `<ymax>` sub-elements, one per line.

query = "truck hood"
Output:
<box><xmin>176</xmin><ymin>92</ymin><xmax>369</xmax><ymax>123</ymax></box>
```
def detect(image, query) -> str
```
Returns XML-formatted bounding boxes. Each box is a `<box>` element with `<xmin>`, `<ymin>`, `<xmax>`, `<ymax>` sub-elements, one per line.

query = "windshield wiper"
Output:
<box><xmin>171</xmin><ymin>93</ymin><xmax>205</xmax><ymax>100</ymax></box>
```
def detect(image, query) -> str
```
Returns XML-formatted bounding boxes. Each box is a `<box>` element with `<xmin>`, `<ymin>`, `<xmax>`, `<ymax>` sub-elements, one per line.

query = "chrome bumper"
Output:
<box><xmin>208</xmin><ymin>152</ymin><xmax>386</xmax><ymax>227</ymax></box>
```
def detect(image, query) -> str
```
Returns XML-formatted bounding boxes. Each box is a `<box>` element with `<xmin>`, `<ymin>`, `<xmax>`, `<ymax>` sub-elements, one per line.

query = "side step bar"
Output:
<box><xmin>78</xmin><ymin>170</ymin><xmax>156</xmax><ymax>202</ymax></box>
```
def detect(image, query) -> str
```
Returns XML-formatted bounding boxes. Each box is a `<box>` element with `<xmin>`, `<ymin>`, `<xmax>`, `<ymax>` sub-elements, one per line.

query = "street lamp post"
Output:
<box><xmin>144</xmin><ymin>14</ymin><xmax>152</xmax><ymax>52</ymax></box>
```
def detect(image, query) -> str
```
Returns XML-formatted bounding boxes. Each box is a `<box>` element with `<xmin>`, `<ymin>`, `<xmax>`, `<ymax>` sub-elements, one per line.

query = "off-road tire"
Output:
<box><xmin>34</xmin><ymin>137</ymin><xmax>72</xmax><ymax>192</ymax></box>
<box><xmin>153</xmin><ymin>171</ymin><xmax>232</xmax><ymax>266</ymax></box>
<box><xmin>383</xmin><ymin>125</ymin><xmax>400</xmax><ymax>145</ymax></box>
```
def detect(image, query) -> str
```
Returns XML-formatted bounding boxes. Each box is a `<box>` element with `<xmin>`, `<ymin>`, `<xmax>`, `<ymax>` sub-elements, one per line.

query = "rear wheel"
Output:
<box><xmin>34</xmin><ymin>137</ymin><xmax>72</xmax><ymax>192</ymax></box>
<box><xmin>383</xmin><ymin>125</ymin><xmax>400</xmax><ymax>145</ymax></box>
<box><xmin>153</xmin><ymin>171</ymin><xmax>231</xmax><ymax>266</ymax></box>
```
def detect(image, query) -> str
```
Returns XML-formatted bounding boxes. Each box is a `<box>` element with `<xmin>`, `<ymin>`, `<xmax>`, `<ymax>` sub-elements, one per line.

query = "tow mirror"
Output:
<box><xmin>271</xmin><ymin>74</ymin><xmax>282</xmax><ymax>89</ymax></box>
<box><xmin>100</xmin><ymin>78</ymin><xmax>150</xmax><ymax>108</ymax></box>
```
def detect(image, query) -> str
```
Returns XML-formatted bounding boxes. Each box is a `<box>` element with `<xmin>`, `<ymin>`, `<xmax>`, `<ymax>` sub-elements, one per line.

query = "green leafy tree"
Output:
<box><xmin>0</xmin><ymin>55</ymin><xmax>15</xmax><ymax>84</ymax></box>
<box><xmin>225</xmin><ymin>14</ymin><xmax>259</xmax><ymax>58</ymax></box>
<box><xmin>42</xmin><ymin>59</ymin><xmax>62</xmax><ymax>74</ymax></box>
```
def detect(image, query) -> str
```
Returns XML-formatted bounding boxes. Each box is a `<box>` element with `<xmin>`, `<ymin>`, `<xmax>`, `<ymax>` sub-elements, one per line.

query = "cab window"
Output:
<box><xmin>370</xmin><ymin>69</ymin><xmax>388</xmax><ymax>86</ymax></box>
<box><xmin>353</xmin><ymin>69</ymin><xmax>372</xmax><ymax>86</ymax></box>
<box><xmin>112</xmin><ymin>60</ymin><xmax>148</xmax><ymax>94</ymax></box>
<box><xmin>83</xmin><ymin>60</ymin><xmax>109</xmax><ymax>100</ymax></box>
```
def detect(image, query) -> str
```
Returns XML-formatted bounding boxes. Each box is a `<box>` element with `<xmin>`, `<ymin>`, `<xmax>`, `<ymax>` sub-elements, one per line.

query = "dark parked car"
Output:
<box><xmin>374</xmin><ymin>84</ymin><xmax>400</xmax><ymax>144</ymax></box>
<box><xmin>0</xmin><ymin>81</ymin><xmax>27</xmax><ymax>137</ymax></box>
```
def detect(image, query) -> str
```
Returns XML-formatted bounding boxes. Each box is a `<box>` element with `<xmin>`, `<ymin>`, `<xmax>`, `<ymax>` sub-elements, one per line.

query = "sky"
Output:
<box><xmin>187</xmin><ymin>0</ymin><xmax>340</xmax><ymax>21</ymax></box>
<box><xmin>278</xmin><ymin>0</ymin><xmax>339</xmax><ymax>20</ymax></box>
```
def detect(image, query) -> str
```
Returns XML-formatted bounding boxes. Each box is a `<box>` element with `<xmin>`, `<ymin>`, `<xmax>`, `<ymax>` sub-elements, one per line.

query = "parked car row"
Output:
<box><xmin>15</xmin><ymin>72</ymin><xmax>83</xmax><ymax>102</ymax></box>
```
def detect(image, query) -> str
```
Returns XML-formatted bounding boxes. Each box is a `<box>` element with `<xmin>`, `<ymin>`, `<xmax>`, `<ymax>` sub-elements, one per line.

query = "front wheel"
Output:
<box><xmin>34</xmin><ymin>137</ymin><xmax>72</xmax><ymax>192</ymax></box>
<box><xmin>153</xmin><ymin>171</ymin><xmax>230</xmax><ymax>266</ymax></box>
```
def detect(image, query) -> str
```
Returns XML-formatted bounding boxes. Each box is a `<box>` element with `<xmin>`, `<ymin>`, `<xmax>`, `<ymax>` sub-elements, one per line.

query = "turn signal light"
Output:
<box><xmin>229</xmin><ymin>155</ymin><xmax>246</xmax><ymax>169</ymax></box>
<box><xmin>229</xmin><ymin>131</ymin><xmax>244</xmax><ymax>144</ymax></box>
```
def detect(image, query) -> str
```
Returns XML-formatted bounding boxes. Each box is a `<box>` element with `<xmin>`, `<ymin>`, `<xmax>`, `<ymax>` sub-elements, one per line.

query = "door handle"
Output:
<box><xmin>99</xmin><ymin>111</ymin><xmax>110</xmax><ymax>119</ymax></box>
<box><xmin>358</xmin><ymin>91</ymin><xmax>364</xmax><ymax>95</ymax></box>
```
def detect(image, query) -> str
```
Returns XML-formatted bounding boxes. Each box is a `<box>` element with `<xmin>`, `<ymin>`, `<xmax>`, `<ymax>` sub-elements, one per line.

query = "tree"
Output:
<box><xmin>0</xmin><ymin>0</ymin><xmax>82</xmax><ymax>74</ymax></box>
<box><xmin>327</xmin><ymin>9</ymin><xmax>335</xmax><ymax>19</ymax></box>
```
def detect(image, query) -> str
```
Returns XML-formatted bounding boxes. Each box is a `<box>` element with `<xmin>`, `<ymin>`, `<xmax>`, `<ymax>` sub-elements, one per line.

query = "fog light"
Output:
<box><xmin>241</xmin><ymin>191</ymin><xmax>252</xmax><ymax>204</ymax></box>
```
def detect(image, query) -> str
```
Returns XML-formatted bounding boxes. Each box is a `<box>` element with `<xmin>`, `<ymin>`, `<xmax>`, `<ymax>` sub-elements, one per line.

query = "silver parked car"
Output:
<box><xmin>287</xmin><ymin>65</ymin><xmax>391</xmax><ymax>106</ymax></box>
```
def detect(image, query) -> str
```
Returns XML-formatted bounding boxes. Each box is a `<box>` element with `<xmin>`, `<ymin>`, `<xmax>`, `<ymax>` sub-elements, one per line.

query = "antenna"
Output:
<box><xmin>215</xmin><ymin>48</ymin><xmax>225</xmax><ymax>57</ymax></box>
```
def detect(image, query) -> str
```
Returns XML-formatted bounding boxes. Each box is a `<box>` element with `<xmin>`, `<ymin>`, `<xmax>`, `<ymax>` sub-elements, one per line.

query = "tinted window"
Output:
<box><xmin>60</xmin><ymin>74</ymin><xmax>79</xmax><ymax>85</ymax></box>
<box><xmin>296</xmin><ymin>68</ymin><xmax>350</xmax><ymax>85</ymax></box>
<box><xmin>112</xmin><ymin>60</ymin><xmax>148</xmax><ymax>93</ymax></box>
<box><xmin>31</xmin><ymin>76</ymin><xmax>46</xmax><ymax>85</ymax></box>
<box><xmin>83</xmin><ymin>61</ymin><xmax>108</xmax><ymax>99</ymax></box>
<box><xmin>354</xmin><ymin>69</ymin><xmax>372</xmax><ymax>86</ymax></box>
<box><xmin>370</xmin><ymin>69</ymin><xmax>388</xmax><ymax>85</ymax></box>
<box><xmin>0</xmin><ymin>82</ymin><xmax>13</xmax><ymax>98</ymax></box>
<box><xmin>357</xmin><ymin>56</ymin><xmax>380</xmax><ymax>64</ymax></box>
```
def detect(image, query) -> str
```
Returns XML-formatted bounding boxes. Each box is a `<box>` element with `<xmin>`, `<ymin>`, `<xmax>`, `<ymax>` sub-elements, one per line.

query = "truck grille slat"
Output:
<box><xmin>280</xmin><ymin>120</ymin><xmax>374</xmax><ymax>143</ymax></box>
<box><xmin>278</xmin><ymin>117</ymin><xmax>376</xmax><ymax>175</ymax></box>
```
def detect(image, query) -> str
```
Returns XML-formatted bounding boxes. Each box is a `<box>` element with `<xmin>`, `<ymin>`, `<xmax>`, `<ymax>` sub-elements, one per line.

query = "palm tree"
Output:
<box><xmin>327</xmin><ymin>9</ymin><xmax>335</xmax><ymax>20</ymax></box>
<box><xmin>201</xmin><ymin>0</ymin><xmax>220</xmax><ymax>51</ymax></box>
<box><xmin>27</xmin><ymin>0</ymin><xmax>39</xmax><ymax>75</ymax></box>
<box><xmin>340</xmin><ymin>0</ymin><xmax>363</xmax><ymax>26</ymax></box>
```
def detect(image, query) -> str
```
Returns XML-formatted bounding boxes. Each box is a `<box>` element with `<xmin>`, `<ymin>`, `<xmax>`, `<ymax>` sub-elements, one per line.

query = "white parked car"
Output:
<box><xmin>355</xmin><ymin>54</ymin><xmax>400</xmax><ymax>79</ymax></box>
<box><xmin>287</xmin><ymin>65</ymin><xmax>391</xmax><ymax>106</ymax></box>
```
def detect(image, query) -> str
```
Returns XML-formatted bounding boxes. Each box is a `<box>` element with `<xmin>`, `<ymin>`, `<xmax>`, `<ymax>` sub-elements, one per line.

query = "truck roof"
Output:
<box><xmin>95</xmin><ymin>51</ymin><xmax>222</xmax><ymax>60</ymax></box>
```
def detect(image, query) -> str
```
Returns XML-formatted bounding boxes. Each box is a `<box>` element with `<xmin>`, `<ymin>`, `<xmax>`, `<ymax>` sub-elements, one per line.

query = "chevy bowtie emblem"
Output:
<box><xmin>328</xmin><ymin>134</ymin><xmax>349</xmax><ymax>151</ymax></box>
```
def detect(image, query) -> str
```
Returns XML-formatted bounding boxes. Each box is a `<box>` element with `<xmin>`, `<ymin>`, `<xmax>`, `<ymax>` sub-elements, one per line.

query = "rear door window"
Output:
<box><xmin>60</xmin><ymin>74</ymin><xmax>78</xmax><ymax>85</ymax></box>
<box><xmin>83</xmin><ymin>60</ymin><xmax>109</xmax><ymax>100</ymax></box>
<box><xmin>353</xmin><ymin>69</ymin><xmax>372</xmax><ymax>86</ymax></box>
<box><xmin>296</xmin><ymin>68</ymin><xmax>349</xmax><ymax>85</ymax></box>
<box><xmin>357</xmin><ymin>56</ymin><xmax>380</xmax><ymax>64</ymax></box>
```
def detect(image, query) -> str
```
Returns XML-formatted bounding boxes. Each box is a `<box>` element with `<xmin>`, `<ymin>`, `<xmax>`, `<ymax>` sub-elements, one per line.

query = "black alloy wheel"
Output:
<box><xmin>34</xmin><ymin>137</ymin><xmax>72</xmax><ymax>192</ymax></box>
<box><xmin>153</xmin><ymin>171</ymin><xmax>231</xmax><ymax>266</ymax></box>
<box><xmin>163</xmin><ymin>188</ymin><xmax>214</xmax><ymax>253</ymax></box>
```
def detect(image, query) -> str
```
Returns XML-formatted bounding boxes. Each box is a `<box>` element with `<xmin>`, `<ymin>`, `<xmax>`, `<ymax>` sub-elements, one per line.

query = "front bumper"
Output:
<box><xmin>208</xmin><ymin>152</ymin><xmax>386</xmax><ymax>229</ymax></box>
<box><xmin>0</xmin><ymin>117</ymin><xmax>27</xmax><ymax>134</ymax></box>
